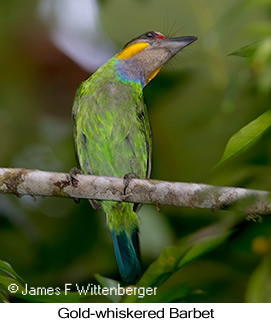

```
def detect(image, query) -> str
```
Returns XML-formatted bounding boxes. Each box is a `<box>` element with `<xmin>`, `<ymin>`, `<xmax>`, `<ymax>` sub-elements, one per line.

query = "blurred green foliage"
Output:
<box><xmin>1</xmin><ymin>0</ymin><xmax>271</xmax><ymax>303</ymax></box>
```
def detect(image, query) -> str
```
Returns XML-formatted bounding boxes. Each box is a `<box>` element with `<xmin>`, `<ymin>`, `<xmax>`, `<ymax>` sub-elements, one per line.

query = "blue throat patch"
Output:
<box><xmin>114</xmin><ymin>58</ymin><xmax>144</xmax><ymax>87</ymax></box>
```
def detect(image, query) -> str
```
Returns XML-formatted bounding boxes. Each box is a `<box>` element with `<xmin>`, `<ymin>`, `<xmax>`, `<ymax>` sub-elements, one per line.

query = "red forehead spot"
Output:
<box><xmin>156</xmin><ymin>34</ymin><xmax>166</xmax><ymax>39</ymax></box>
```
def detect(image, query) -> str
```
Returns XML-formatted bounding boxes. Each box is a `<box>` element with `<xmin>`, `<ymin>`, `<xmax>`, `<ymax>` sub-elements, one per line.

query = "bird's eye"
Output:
<box><xmin>145</xmin><ymin>32</ymin><xmax>156</xmax><ymax>38</ymax></box>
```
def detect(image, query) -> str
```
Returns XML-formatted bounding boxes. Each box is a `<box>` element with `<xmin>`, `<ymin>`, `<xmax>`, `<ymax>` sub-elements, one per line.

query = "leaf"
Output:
<box><xmin>0</xmin><ymin>260</ymin><xmax>25</xmax><ymax>303</ymax></box>
<box><xmin>229</xmin><ymin>38</ymin><xmax>271</xmax><ymax>92</ymax></box>
<box><xmin>0</xmin><ymin>260</ymin><xmax>24</xmax><ymax>285</ymax></box>
<box><xmin>246</xmin><ymin>257</ymin><xmax>271</xmax><ymax>302</ymax></box>
<box><xmin>217</xmin><ymin>110</ymin><xmax>271</xmax><ymax>166</ymax></box>
<box><xmin>122</xmin><ymin>223</ymin><xmax>233</xmax><ymax>303</ymax></box>
<box><xmin>177</xmin><ymin>232</ymin><xmax>231</xmax><ymax>268</ymax></box>
<box><xmin>230</xmin><ymin>42</ymin><xmax>259</xmax><ymax>58</ymax></box>
<box><xmin>95</xmin><ymin>274</ymin><xmax>121</xmax><ymax>303</ymax></box>
<box><xmin>229</xmin><ymin>38</ymin><xmax>271</xmax><ymax>61</ymax></box>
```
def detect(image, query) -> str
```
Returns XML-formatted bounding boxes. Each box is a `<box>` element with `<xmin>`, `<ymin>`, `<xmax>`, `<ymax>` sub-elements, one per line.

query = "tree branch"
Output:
<box><xmin>0</xmin><ymin>167</ymin><xmax>270</xmax><ymax>215</ymax></box>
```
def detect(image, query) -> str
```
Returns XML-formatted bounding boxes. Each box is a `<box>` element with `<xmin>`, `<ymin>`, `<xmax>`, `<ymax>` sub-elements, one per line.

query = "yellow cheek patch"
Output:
<box><xmin>145</xmin><ymin>66</ymin><xmax>162</xmax><ymax>86</ymax></box>
<box><xmin>117</xmin><ymin>42</ymin><xmax>150</xmax><ymax>59</ymax></box>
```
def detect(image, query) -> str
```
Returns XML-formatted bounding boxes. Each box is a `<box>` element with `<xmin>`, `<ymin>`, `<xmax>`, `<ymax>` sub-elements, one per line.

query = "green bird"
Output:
<box><xmin>72</xmin><ymin>31</ymin><xmax>197</xmax><ymax>283</ymax></box>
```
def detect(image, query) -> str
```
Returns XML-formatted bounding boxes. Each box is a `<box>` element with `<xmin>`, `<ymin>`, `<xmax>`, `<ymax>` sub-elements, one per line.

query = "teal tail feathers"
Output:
<box><xmin>112</xmin><ymin>229</ymin><xmax>141</xmax><ymax>283</ymax></box>
<box><xmin>102</xmin><ymin>201</ymin><xmax>141</xmax><ymax>283</ymax></box>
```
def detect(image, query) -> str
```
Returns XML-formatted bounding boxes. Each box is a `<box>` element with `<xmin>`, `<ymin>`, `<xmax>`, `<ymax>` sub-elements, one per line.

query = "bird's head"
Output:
<box><xmin>115</xmin><ymin>31</ymin><xmax>197</xmax><ymax>87</ymax></box>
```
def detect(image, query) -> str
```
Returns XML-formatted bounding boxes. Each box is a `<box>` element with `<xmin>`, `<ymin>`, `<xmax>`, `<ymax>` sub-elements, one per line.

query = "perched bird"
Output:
<box><xmin>72</xmin><ymin>31</ymin><xmax>197</xmax><ymax>283</ymax></box>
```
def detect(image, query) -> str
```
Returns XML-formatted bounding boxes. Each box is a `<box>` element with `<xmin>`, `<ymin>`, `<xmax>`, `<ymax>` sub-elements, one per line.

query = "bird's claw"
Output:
<box><xmin>121</xmin><ymin>192</ymin><xmax>133</xmax><ymax>201</ymax></box>
<box><xmin>123</xmin><ymin>172</ymin><xmax>139</xmax><ymax>195</ymax></box>
<box><xmin>69</xmin><ymin>167</ymin><xmax>83</xmax><ymax>204</ymax></box>
<box><xmin>69</xmin><ymin>167</ymin><xmax>83</xmax><ymax>186</ymax></box>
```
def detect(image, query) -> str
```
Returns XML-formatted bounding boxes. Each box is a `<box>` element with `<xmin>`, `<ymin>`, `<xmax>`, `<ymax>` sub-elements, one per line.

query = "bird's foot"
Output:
<box><xmin>156</xmin><ymin>203</ymin><xmax>163</xmax><ymax>212</ymax></box>
<box><xmin>69</xmin><ymin>167</ymin><xmax>101</xmax><ymax>209</ymax></box>
<box><xmin>69</xmin><ymin>167</ymin><xmax>83</xmax><ymax>204</ymax></box>
<box><xmin>69</xmin><ymin>167</ymin><xmax>83</xmax><ymax>185</ymax></box>
<box><xmin>89</xmin><ymin>199</ymin><xmax>102</xmax><ymax>210</ymax></box>
<box><xmin>123</xmin><ymin>172</ymin><xmax>140</xmax><ymax>196</ymax></box>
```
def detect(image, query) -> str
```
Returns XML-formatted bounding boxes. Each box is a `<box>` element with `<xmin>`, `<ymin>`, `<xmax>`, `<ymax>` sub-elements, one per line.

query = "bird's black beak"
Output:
<box><xmin>161</xmin><ymin>36</ymin><xmax>198</xmax><ymax>55</ymax></box>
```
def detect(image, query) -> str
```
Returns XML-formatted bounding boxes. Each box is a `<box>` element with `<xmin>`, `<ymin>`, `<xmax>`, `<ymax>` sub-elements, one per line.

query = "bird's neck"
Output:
<box><xmin>114</xmin><ymin>57</ymin><xmax>152</xmax><ymax>88</ymax></box>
